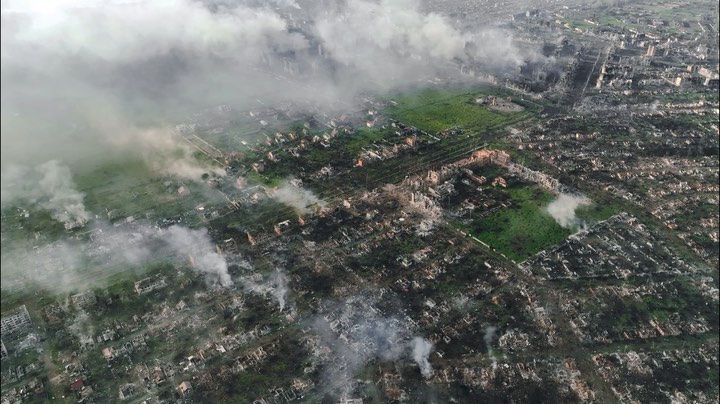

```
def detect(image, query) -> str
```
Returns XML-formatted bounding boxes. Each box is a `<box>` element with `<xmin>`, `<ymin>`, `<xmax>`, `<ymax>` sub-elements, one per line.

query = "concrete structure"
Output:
<box><xmin>178</xmin><ymin>381</ymin><xmax>193</xmax><ymax>396</ymax></box>
<box><xmin>71</xmin><ymin>292</ymin><xmax>97</xmax><ymax>309</ymax></box>
<box><xmin>1</xmin><ymin>305</ymin><xmax>31</xmax><ymax>335</ymax></box>
<box><xmin>134</xmin><ymin>277</ymin><xmax>167</xmax><ymax>295</ymax></box>
<box><xmin>1</xmin><ymin>339</ymin><xmax>8</xmax><ymax>360</ymax></box>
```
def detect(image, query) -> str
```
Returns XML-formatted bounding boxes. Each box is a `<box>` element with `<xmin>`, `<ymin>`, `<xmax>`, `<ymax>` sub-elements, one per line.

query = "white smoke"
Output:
<box><xmin>545</xmin><ymin>193</ymin><xmax>591</xmax><ymax>229</ymax></box>
<box><xmin>99</xmin><ymin>124</ymin><xmax>225</xmax><ymax>181</ymax></box>
<box><xmin>1</xmin><ymin>160</ymin><xmax>90</xmax><ymax>229</ymax></box>
<box><xmin>484</xmin><ymin>325</ymin><xmax>497</xmax><ymax>369</ymax></box>
<box><xmin>2</xmin><ymin>0</ymin><xmax>540</xmax><ymax>169</ymax></box>
<box><xmin>412</xmin><ymin>336</ymin><xmax>434</xmax><ymax>378</ymax></box>
<box><xmin>2</xmin><ymin>1</ymin><xmax>296</xmax><ymax>65</ymax></box>
<box><xmin>66</xmin><ymin>310</ymin><xmax>94</xmax><ymax>341</ymax></box>
<box><xmin>99</xmin><ymin>223</ymin><xmax>233</xmax><ymax>287</ymax></box>
<box><xmin>271</xmin><ymin>181</ymin><xmax>326</xmax><ymax>214</ymax></box>
<box><xmin>163</xmin><ymin>225</ymin><xmax>232</xmax><ymax>287</ymax></box>
<box><xmin>270</xmin><ymin>268</ymin><xmax>289</xmax><ymax>311</ymax></box>
<box><xmin>0</xmin><ymin>241</ymin><xmax>86</xmax><ymax>292</ymax></box>
<box><xmin>1</xmin><ymin>221</ymin><xmax>232</xmax><ymax>292</ymax></box>
<box><xmin>314</xmin><ymin>0</ymin><xmax>466</xmax><ymax>75</ymax></box>
<box><xmin>309</xmin><ymin>294</ymin><xmax>412</xmax><ymax>397</ymax></box>
<box><xmin>239</xmin><ymin>268</ymin><xmax>291</xmax><ymax>311</ymax></box>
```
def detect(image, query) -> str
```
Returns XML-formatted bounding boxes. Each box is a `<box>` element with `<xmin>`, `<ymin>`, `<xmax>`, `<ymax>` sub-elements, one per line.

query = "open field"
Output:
<box><xmin>386</xmin><ymin>87</ymin><xmax>531</xmax><ymax>134</ymax></box>
<box><xmin>467</xmin><ymin>184</ymin><xmax>569</xmax><ymax>262</ymax></box>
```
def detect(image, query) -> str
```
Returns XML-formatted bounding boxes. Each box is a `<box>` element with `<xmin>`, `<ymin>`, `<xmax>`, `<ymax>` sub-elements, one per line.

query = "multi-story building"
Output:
<box><xmin>1</xmin><ymin>305</ymin><xmax>32</xmax><ymax>336</ymax></box>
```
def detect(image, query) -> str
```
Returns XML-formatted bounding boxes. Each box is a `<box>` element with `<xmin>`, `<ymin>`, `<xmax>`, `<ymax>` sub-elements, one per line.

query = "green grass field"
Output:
<box><xmin>469</xmin><ymin>186</ymin><xmax>568</xmax><ymax>261</ymax></box>
<box><xmin>386</xmin><ymin>87</ymin><xmax>527</xmax><ymax>134</ymax></box>
<box><xmin>73</xmin><ymin>157</ymin><xmax>213</xmax><ymax>223</ymax></box>
<box><xmin>464</xmin><ymin>184</ymin><xmax>619</xmax><ymax>262</ymax></box>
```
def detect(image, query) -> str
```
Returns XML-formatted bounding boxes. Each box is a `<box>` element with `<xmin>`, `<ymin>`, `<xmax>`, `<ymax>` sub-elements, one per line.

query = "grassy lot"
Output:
<box><xmin>73</xmin><ymin>158</ymin><xmax>211</xmax><ymax>222</ymax></box>
<box><xmin>462</xmin><ymin>183</ymin><xmax>618</xmax><ymax>262</ymax></box>
<box><xmin>468</xmin><ymin>185</ymin><xmax>569</xmax><ymax>261</ymax></box>
<box><xmin>386</xmin><ymin>87</ymin><xmax>528</xmax><ymax>134</ymax></box>
<box><xmin>575</xmin><ymin>199</ymin><xmax>622</xmax><ymax>224</ymax></box>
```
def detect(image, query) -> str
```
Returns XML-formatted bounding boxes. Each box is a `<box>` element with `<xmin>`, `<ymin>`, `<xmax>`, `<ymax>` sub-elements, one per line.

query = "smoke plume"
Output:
<box><xmin>412</xmin><ymin>336</ymin><xmax>434</xmax><ymax>378</ymax></box>
<box><xmin>1</xmin><ymin>0</ymin><xmax>538</xmax><ymax>170</ymax></box>
<box><xmin>545</xmin><ymin>193</ymin><xmax>591</xmax><ymax>229</ymax></box>
<box><xmin>239</xmin><ymin>267</ymin><xmax>291</xmax><ymax>311</ymax></box>
<box><xmin>1</xmin><ymin>160</ymin><xmax>90</xmax><ymax>229</ymax></box>
<box><xmin>270</xmin><ymin>269</ymin><xmax>289</xmax><ymax>311</ymax></box>
<box><xmin>308</xmin><ymin>294</ymin><xmax>412</xmax><ymax>397</ymax></box>
<box><xmin>163</xmin><ymin>225</ymin><xmax>232</xmax><ymax>287</ymax></box>
<box><xmin>1</xmin><ymin>221</ymin><xmax>232</xmax><ymax>292</ymax></box>
<box><xmin>271</xmin><ymin>181</ymin><xmax>326</xmax><ymax>214</ymax></box>
<box><xmin>484</xmin><ymin>325</ymin><xmax>497</xmax><ymax>369</ymax></box>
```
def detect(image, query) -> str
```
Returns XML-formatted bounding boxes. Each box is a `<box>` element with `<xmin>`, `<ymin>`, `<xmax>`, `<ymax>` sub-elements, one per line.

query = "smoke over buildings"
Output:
<box><xmin>1</xmin><ymin>221</ymin><xmax>233</xmax><ymax>292</ymax></box>
<box><xmin>308</xmin><ymin>294</ymin><xmax>412</xmax><ymax>396</ymax></box>
<box><xmin>545</xmin><ymin>193</ymin><xmax>592</xmax><ymax>230</ymax></box>
<box><xmin>90</xmin><ymin>222</ymin><xmax>233</xmax><ymax>288</ymax></box>
<box><xmin>270</xmin><ymin>269</ymin><xmax>289</xmax><ymax>311</ymax></box>
<box><xmin>238</xmin><ymin>267</ymin><xmax>291</xmax><ymax>311</ymax></box>
<box><xmin>1</xmin><ymin>160</ymin><xmax>90</xmax><ymax>230</ymax></box>
<box><xmin>484</xmin><ymin>325</ymin><xmax>498</xmax><ymax>369</ymax></box>
<box><xmin>164</xmin><ymin>225</ymin><xmax>233</xmax><ymax>287</ymax></box>
<box><xmin>271</xmin><ymin>181</ymin><xmax>326</xmax><ymax>214</ymax></box>
<box><xmin>412</xmin><ymin>336</ymin><xmax>434</xmax><ymax>378</ymax></box>
<box><xmin>1</xmin><ymin>0</ymin><xmax>538</xmax><ymax>169</ymax></box>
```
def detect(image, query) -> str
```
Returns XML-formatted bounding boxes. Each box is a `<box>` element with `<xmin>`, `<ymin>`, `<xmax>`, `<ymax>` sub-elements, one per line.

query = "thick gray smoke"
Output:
<box><xmin>1</xmin><ymin>160</ymin><xmax>90</xmax><ymax>229</ymax></box>
<box><xmin>92</xmin><ymin>223</ymin><xmax>232</xmax><ymax>287</ymax></box>
<box><xmin>412</xmin><ymin>336</ymin><xmax>434</xmax><ymax>378</ymax></box>
<box><xmin>545</xmin><ymin>193</ymin><xmax>591</xmax><ymax>229</ymax></box>
<box><xmin>164</xmin><ymin>225</ymin><xmax>232</xmax><ymax>287</ymax></box>
<box><xmin>1</xmin><ymin>0</ymin><xmax>537</xmax><ymax>169</ymax></box>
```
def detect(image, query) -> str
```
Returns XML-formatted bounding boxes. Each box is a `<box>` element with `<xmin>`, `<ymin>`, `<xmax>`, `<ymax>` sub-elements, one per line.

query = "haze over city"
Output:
<box><xmin>1</xmin><ymin>0</ymin><xmax>718</xmax><ymax>402</ymax></box>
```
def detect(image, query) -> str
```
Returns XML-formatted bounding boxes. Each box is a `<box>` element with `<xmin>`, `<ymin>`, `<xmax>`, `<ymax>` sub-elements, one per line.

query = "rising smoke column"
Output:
<box><xmin>238</xmin><ymin>268</ymin><xmax>291</xmax><ymax>311</ymax></box>
<box><xmin>412</xmin><ymin>336</ymin><xmax>434</xmax><ymax>378</ymax></box>
<box><xmin>484</xmin><ymin>325</ymin><xmax>497</xmax><ymax>369</ymax></box>
<box><xmin>270</xmin><ymin>268</ymin><xmax>289</xmax><ymax>311</ymax></box>
<box><xmin>88</xmin><ymin>222</ymin><xmax>234</xmax><ymax>288</ymax></box>
<box><xmin>162</xmin><ymin>225</ymin><xmax>232</xmax><ymax>287</ymax></box>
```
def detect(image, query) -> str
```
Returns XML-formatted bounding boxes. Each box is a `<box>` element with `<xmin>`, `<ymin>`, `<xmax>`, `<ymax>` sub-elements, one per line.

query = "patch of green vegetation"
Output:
<box><xmin>71</xmin><ymin>157</ymin><xmax>222</xmax><ymax>223</ymax></box>
<box><xmin>386</xmin><ymin>87</ymin><xmax>526</xmax><ymax>134</ymax></box>
<box><xmin>562</xmin><ymin>18</ymin><xmax>596</xmax><ymax>32</ymax></box>
<box><xmin>597</xmin><ymin>15</ymin><xmax>631</xmax><ymax>30</ymax></box>
<box><xmin>341</xmin><ymin>127</ymin><xmax>393</xmax><ymax>156</ymax></box>
<box><xmin>209</xmin><ymin>198</ymin><xmax>297</xmax><ymax>234</ymax></box>
<box><xmin>467</xmin><ymin>185</ymin><xmax>571</xmax><ymax>261</ymax></box>
<box><xmin>245</xmin><ymin>171</ymin><xmax>283</xmax><ymax>188</ymax></box>
<box><xmin>575</xmin><ymin>201</ymin><xmax>621</xmax><ymax>224</ymax></box>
